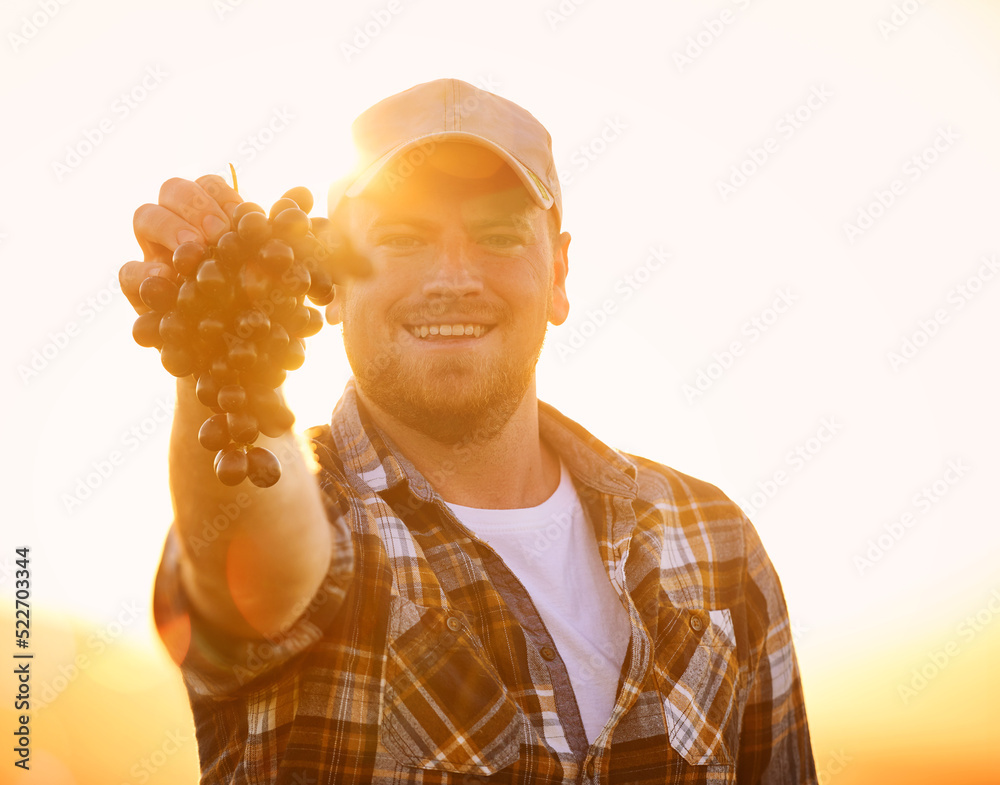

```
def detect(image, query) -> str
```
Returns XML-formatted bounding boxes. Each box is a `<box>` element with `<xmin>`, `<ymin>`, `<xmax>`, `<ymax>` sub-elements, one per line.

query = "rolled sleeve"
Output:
<box><xmin>152</xmin><ymin>476</ymin><xmax>355</xmax><ymax>698</ymax></box>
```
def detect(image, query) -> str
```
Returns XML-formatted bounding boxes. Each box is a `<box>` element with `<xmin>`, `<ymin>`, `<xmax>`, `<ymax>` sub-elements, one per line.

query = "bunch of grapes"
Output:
<box><xmin>131</xmin><ymin>187</ymin><xmax>361</xmax><ymax>488</ymax></box>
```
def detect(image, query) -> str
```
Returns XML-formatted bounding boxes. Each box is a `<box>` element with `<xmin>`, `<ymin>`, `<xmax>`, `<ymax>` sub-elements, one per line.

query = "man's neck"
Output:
<box><xmin>357</xmin><ymin>383</ymin><xmax>561</xmax><ymax>509</ymax></box>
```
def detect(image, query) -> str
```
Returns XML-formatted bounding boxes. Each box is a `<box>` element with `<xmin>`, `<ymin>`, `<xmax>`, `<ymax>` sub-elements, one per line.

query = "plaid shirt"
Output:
<box><xmin>154</xmin><ymin>380</ymin><xmax>817</xmax><ymax>784</ymax></box>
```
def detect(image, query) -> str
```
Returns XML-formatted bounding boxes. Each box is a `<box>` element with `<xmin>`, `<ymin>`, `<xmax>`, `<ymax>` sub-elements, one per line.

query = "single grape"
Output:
<box><xmin>256</xmin><ymin>399</ymin><xmax>295</xmax><ymax>438</ymax></box>
<box><xmin>197</xmin><ymin>314</ymin><xmax>227</xmax><ymax>345</ymax></box>
<box><xmin>288</xmin><ymin>234</ymin><xmax>324</xmax><ymax>265</ymax></box>
<box><xmin>232</xmin><ymin>201</ymin><xmax>265</xmax><ymax>225</ymax></box>
<box><xmin>280</xmin><ymin>338</ymin><xmax>306</xmax><ymax>371</ymax></box>
<box><xmin>269</xmin><ymin>291</ymin><xmax>298</xmax><ymax>321</ymax></box>
<box><xmin>215</xmin><ymin>231</ymin><xmax>244</xmax><ymax>270</ymax></box>
<box><xmin>272</xmin><ymin>207</ymin><xmax>310</xmax><ymax>240</ymax></box>
<box><xmin>227</xmin><ymin>411</ymin><xmax>259</xmax><ymax>444</ymax></box>
<box><xmin>195</xmin><ymin>259</ymin><xmax>228</xmax><ymax>300</ymax></box>
<box><xmin>240</xmin><ymin>263</ymin><xmax>273</xmax><ymax>302</ymax></box>
<box><xmin>281</xmin><ymin>264</ymin><xmax>311</xmax><ymax>297</ymax></box>
<box><xmin>264</xmin><ymin>323</ymin><xmax>290</xmax><ymax>355</ymax></box>
<box><xmin>132</xmin><ymin>312</ymin><xmax>163</xmax><ymax>348</ymax></box>
<box><xmin>227</xmin><ymin>339</ymin><xmax>257</xmax><ymax>371</ymax></box>
<box><xmin>259</xmin><ymin>238</ymin><xmax>295</xmax><ymax>275</ymax></box>
<box><xmin>210</xmin><ymin>356</ymin><xmax>239</xmax><ymax>386</ymax></box>
<box><xmin>198</xmin><ymin>414</ymin><xmax>231</xmax><ymax>451</ymax></box>
<box><xmin>215</xmin><ymin>446</ymin><xmax>248</xmax><ymax>486</ymax></box>
<box><xmin>268</xmin><ymin>197</ymin><xmax>299</xmax><ymax>221</ymax></box>
<box><xmin>281</xmin><ymin>186</ymin><xmax>314</xmax><ymax>213</ymax></box>
<box><xmin>282</xmin><ymin>304</ymin><xmax>311</xmax><ymax>335</ymax></box>
<box><xmin>247</xmin><ymin>447</ymin><xmax>281</xmax><ymax>488</ymax></box>
<box><xmin>217</xmin><ymin>384</ymin><xmax>247</xmax><ymax>412</ymax></box>
<box><xmin>172</xmin><ymin>241</ymin><xmax>207</xmax><ymax>277</ymax></box>
<box><xmin>160</xmin><ymin>344</ymin><xmax>196</xmax><ymax>377</ymax></box>
<box><xmin>238</xmin><ymin>211</ymin><xmax>270</xmax><ymax>245</ymax></box>
<box><xmin>299</xmin><ymin>307</ymin><xmax>323</xmax><ymax>338</ymax></box>
<box><xmin>175</xmin><ymin>279</ymin><xmax>206</xmax><ymax>316</ymax></box>
<box><xmin>235</xmin><ymin>309</ymin><xmax>270</xmax><ymax>341</ymax></box>
<box><xmin>195</xmin><ymin>373</ymin><xmax>221</xmax><ymax>409</ymax></box>
<box><xmin>306</xmin><ymin>267</ymin><xmax>335</xmax><ymax>306</ymax></box>
<box><xmin>139</xmin><ymin>276</ymin><xmax>179</xmax><ymax>312</ymax></box>
<box><xmin>158</xmin><ymin>310</ymin><xmax>193</xmax><ymax>344</ymax></box>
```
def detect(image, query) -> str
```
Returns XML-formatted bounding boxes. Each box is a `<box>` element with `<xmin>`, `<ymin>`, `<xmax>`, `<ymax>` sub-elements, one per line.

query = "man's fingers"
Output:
<box><xmin>134</xmin><ymin>202</ymin><xmax>200</xmax><ymax>264</ymax></box>
<box><xmin>196</xmin><ymin>174</ymin><xmax>242</xmax><ymax>217</ymax></box>
<box><xmin>157</xmin><ymin>177</ymin><xmax>236</xmax><ymax>246</ymax></box>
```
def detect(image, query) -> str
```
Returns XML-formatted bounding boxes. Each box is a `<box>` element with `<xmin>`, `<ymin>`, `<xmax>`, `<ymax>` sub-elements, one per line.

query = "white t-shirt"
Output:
<box><xmin>444</xmin><ymin>463</ymin><xmax>632</xmax><ymax>745</ymax></box>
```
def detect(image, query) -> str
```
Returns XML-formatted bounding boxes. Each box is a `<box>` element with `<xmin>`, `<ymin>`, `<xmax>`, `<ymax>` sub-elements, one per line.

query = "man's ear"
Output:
<box><xmin>548</xmin><ymin>230</ymin><xmax>571</xmax><ymax>326</ymax></box>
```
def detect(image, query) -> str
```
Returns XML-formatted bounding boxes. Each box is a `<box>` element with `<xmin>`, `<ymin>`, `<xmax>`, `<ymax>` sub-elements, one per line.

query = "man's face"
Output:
<box><xmin>329</xmin><ymin>142</ymin><xmax>570</xmax><ymax>444</ymax></box>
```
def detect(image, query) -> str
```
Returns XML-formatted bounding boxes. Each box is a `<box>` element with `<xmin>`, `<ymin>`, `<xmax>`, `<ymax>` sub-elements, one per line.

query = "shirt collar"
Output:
<box><xmin>329</xmin><ymin>378</ymin><xmax>639</xmax><ymax>502</ymax></box>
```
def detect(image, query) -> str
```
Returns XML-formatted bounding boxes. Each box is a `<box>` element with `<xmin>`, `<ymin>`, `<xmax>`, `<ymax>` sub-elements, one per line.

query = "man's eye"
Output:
<box><xmin>481</xmin><ymin>234</ymin><xmax>521</xmax><ymax>248</ymax></box>
<box><xmin>380</xmin><ymin>235</ymin><xmax>422</xmax><ymax>248</ymax></box>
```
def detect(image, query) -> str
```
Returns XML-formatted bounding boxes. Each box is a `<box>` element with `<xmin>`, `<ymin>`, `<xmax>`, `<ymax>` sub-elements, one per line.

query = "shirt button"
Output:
<box><xmin>446</xmin><ymin>616</ymin><xmax>461</xmax><ymax>632</ymax></box>
<box><xmin>690</xmin><ymin>615</ymin><xmax>704</xmax><ymax>632</ymax></box>
<box><xmin>586</xmin><ymin>760</ymin><xmax>595</xmax><ymax>777</ymax></box>
<box><xmin>540</xmin><ymin>646</ymin><xmax>556</xmax><ymax>661</ymax></box>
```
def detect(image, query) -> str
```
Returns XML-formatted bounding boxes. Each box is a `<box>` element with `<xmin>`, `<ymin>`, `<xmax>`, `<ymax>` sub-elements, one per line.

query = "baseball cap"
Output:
<box><xmin>333</xmin><ymin>78</ymin><xmax>562</xmax><ymax>226</ymax></box>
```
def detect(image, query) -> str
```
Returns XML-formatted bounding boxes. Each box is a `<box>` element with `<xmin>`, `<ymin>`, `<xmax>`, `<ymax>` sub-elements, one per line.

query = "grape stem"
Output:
<box><xmin>229</xmin><ymin>163</ymin><xmax>239</xmax><ymax>195</ymax></box>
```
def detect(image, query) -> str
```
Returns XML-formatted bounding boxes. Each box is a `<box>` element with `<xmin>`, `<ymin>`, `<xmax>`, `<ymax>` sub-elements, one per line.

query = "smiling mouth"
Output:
<box><xmin>406</xmin><ymin>323</ymin><xmax>493</xmax><ymax>339</ymax></box>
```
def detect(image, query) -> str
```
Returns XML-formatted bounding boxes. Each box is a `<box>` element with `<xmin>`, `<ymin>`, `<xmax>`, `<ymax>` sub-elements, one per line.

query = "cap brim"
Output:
<box><xmin>343</xmin><ymin>132</ymin><xmax>555</xmax><ymax>210</ymax></box>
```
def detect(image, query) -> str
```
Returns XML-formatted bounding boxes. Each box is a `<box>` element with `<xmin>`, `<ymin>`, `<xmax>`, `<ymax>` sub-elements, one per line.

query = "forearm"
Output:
<box><xmin>169</xmin><ymin>376</ymin><xmax>332</xmax><ymax>641</ymax></box>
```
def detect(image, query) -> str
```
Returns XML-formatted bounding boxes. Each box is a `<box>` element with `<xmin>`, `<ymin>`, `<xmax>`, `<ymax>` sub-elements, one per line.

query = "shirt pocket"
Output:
<box><xmin>651</xmin><ymin>606</ymin><xmax>742</xmax><ymax>768</ymax></box>
<box><xmin>379</xmin><ymin>596</ymin><xmax>525</xmax><ymax>776</ymax></box>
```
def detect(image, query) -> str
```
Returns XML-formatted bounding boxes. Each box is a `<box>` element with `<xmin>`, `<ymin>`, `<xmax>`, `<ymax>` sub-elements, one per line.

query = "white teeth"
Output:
<box><xmin>409</xmin><ymin>324</ymin><xmax>490</xmax><ymax>339</ymax></box>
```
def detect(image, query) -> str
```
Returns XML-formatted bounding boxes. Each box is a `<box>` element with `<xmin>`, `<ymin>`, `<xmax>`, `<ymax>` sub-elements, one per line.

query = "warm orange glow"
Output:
<box><xmin>156</xmin><ymin>611</ymin><xmax>192</xmax><ymax>667</ymax></box>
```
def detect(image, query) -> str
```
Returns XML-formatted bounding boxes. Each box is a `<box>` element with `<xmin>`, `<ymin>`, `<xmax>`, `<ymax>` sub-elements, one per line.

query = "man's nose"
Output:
<box><xmin>421</xmin><ymin>239</ymin><xmax>484</xmax><ymax>299</ymax></box>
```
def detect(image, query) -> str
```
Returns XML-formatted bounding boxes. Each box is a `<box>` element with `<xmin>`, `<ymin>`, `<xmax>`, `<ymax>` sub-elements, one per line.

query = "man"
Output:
<box><xmin>121</xmin><ymin>78</ymin><xmax>817</xmax><ymax>784</ymax></box>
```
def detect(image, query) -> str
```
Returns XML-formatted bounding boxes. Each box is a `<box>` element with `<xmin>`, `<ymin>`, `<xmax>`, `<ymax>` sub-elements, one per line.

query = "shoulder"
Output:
<box><xmin>627</xmin><ymin>452</ymin><xmax>747</xmax><ymax>529</ymax></box>
<box><xmin>620</xmin><ymin>452</ymin><xmax>772</xmax><ymax>571</ymax></box>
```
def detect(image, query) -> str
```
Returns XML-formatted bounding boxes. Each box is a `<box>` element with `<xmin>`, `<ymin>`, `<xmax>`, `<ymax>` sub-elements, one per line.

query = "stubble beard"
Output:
<box><xmin>343</xmin><ymin>312</ymin><xmax>547</xmax><ymax>446</ymax></box>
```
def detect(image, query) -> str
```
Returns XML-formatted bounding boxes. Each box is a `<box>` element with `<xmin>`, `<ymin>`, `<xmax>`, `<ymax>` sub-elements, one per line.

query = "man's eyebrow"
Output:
<box><xmin>467</xmin><ymin>214</ymin><xmax>535</xmax><ymax>232</ymax></box>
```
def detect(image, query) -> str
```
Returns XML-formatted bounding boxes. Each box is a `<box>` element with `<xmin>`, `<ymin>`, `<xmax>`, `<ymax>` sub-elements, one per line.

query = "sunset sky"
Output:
<box><xmin>3</xmin><ymin>0</ymin><xmax>999</xmax><ymax>782</ymax></box>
